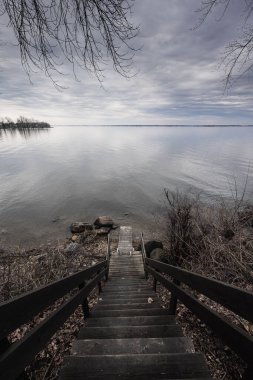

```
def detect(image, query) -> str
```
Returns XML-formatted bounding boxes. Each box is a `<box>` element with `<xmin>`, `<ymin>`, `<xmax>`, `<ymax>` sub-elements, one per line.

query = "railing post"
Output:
<box><xmin>79</xmin><ymin>281</ymin><xmax>89</xmax><ymax>319</ymax></box>
<box><xmin>168</xmin><ymin>279</ymin><xmax>180</xmax><ymax>315</ymax></box>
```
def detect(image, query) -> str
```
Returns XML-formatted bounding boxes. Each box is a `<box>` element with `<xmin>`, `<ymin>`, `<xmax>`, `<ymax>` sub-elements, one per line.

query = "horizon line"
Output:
<box><xmin>52</xmin><ymin>124</ymin><xmax>253</xmax><ymax>127</ymax></box>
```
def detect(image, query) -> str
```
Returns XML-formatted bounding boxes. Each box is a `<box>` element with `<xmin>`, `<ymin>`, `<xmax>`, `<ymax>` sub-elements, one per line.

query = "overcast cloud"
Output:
<box><xmin>0</xmin><ymin>0</ymin><xmax>253</xmax><ymax>125</ymax></box>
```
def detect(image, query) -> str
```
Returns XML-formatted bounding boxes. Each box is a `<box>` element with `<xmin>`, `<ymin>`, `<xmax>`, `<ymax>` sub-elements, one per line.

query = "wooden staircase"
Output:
<box><xmin>59</xmin><ymin>234</ymin><xmax>212</xmax><ymax>379</ymax></box>
<box><xmin>2</xmin><ymin>227</ymin><xmax>253</xmax><ymax>379</ymax></box>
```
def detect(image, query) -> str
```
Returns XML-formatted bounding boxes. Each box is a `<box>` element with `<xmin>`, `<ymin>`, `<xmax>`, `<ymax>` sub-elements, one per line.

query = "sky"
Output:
<box><xmin>1</xmin><ymin>0</ymin><xmax>253</xmax><ymax>125</ymax></box>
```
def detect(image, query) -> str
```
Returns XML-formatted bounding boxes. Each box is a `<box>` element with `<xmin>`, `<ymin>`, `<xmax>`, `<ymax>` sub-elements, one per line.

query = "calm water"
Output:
<box><xmin>0</xmin><ymin>126</ymin><xmax>253</xmax><ymax>246</ymax></box>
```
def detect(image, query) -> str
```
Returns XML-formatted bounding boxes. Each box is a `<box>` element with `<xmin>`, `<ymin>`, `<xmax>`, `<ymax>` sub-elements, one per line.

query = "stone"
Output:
<box><xmin>150</xmin><ymin>248</ymin><xmax>169</xmax><ymax>263</ymax></box>
<box><xmin>70</xmin><ymin>222</ymin><xmax>93</xmax><ymax>233</ymax></box>
<box><xmin>72</xmin><ymin>234</ymin><xmax>81</xmax><ymax>243</ymax></box>
<box><xmin>64</xmin><ymin>242</ymin><xmax>81</xmax><ymax>254</ymax></box>
<box><xmin>94</xmin><ymin>216</ymin><xmax>114</xmax><ymax>228</ymax></box>
<box><xmin>96</xmin><ymin>227</ymin><xmax>111</xmax><ymax>235</ymax></box>
<box><xmin>138</xmin><ymin>240</ymin><xmax>163</xmax><ymax>258</ymax></box>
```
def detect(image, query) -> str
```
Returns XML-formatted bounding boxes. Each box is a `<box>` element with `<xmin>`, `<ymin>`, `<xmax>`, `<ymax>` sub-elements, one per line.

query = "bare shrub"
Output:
<box><xmin>164</xmin><ymin>189</ymin><xmax>194</xmax><ymax>266</ymax></box>
<box><xmin>164</xmin><ymin>188</ymin><xmax>253</xmax><ymax>286</ymax></box>
<box><xmin>162</xmin><ymin>187</ymin><xmax>253</xmax><ymax>379</ymax></box>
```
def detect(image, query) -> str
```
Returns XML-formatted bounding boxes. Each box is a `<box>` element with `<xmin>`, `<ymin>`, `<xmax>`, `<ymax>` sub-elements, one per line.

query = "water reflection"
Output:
<box><xmin>0</xmin><ymin>126</ymin><xmax>253</xmax><ymax>246</ymax></box>
<box><xmin>0</xmin><ymin>127</ymin><xmax>50</xmax><ymax>141</ymax></box>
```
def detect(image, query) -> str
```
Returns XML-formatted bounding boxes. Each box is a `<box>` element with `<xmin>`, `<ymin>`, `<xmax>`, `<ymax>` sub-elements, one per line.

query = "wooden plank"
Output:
<box><xmin>0</xmin><ymin>269</ymin><xmax>107</xmax><ymax>380</ymax></box>
<box><xmin>78</xmin><ymin>325</ymin><xmax>184</xmax><ymax>339</ymax></box>
<box><xmin>86</xmin><ymin>315</ymin><xmax>175</xmax><ymax>327</ymax></box>
<box><xmin>71</xmin><ymin>337</ymin><xmax>194</xmax><ymax>355</ymax></box>
<box><xmin>91</xmin><ymin>308</ymin><xmax>170</xmax><ymax>317</ymax></box>
<box><xmin>147</xmin><ymin>266</ymin><xmax>253</xmax><ymax>364</ymax></box>
<box><xmin>0</xmin><ymin>261</ymin><xmax>107</xmax><ymax>340</ymax></box>
<box><xmin>94</xmin><ymin>303</ymin><xmax>159</xmax><ymax>310</ymax></box>
<box><xmin>146</xmin><ymin>258</ymin><xmax>253</xmax><ymax>323</ymax></box>
<box><xmin>59</xmin><ymin>353</ymin><xmax>210</xmax><ymax>379</ymax></box>
<box><xmin>117</xmin><ymin>226</ymin><xmax>134</xmax><ymax>255</ymax></box>
<box><xmin>97</xmin><ymin>298</ymin><xmax>159</xmax><ymax>305</ymax></box>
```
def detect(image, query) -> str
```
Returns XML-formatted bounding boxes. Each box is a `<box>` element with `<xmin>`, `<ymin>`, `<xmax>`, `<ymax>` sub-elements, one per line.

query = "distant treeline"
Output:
<box><xmin>0</xmin><ymin>116</ymin><xmax>51</xmax><ymax>129</ymax></box>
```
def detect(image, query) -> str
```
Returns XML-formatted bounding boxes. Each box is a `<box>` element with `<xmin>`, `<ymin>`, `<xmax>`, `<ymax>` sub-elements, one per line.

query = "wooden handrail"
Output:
<box><xmin>141</xmin><ymin>226</ymin><xmax>253</xmax><ymax>379</ymax></box>
<box><xmin>146</xmin><ymin>265</ymin><xmax>253</xmax><ymax>365</ymax></box>
<box><xmin>0</xmin><ymin>260</ymin><xmax>107</xmax><ymax>340</ymax></box>
<box><xmin>145</xmin><ymin>258</ymin><xmax>253</xmax><ymax>324</ymax></box>
<box><xmin>0</xmin><ymin>260</ymin><xmax>108</xmax><ymax>380</ymax></box>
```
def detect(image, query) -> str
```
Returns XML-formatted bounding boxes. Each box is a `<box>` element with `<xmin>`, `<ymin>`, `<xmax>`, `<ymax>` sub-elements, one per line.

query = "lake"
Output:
<box><xmin>0</xmin><ymin>126</ymin><xmax>253</xmax><ymax>247</ymax></box>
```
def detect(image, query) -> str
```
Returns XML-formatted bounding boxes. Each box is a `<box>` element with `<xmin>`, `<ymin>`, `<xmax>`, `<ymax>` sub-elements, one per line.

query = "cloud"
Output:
<box><xmin>0</xmin><ymin>0</ymin><xmax>253</xmax><ymax>125</ymax></box>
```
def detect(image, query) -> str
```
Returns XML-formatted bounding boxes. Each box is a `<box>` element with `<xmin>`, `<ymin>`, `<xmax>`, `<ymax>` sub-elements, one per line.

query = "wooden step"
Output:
<box><xmin>105</xmin><ymin>282</ymin><xmax>147</xmax><ymax>287</ymax></box>
<box><xmin>104</xmin><ymin>286</ymin><xmax>152</xmax><ymax>291</ymax></box>
<box><xmin>110</xmin><ymin>258</ymin><xmax>143</xmax><ymax>261</ymax></box>
<box><xmin>101</xmin><ymin>291</ymin><xmax>157</xmax><ymax>296</ymax></box>
<box><xmin>95</xmin><ymin>303</ymin><xmax>160</xmax><ymax>310</ymax></box>
<box><xmin>100</xmin><ymin>295</ymin><xmax>158</xmax><ymax>300</ymax></box>
<box><xmin>91</xmin><ymin>308</ymin><xmax>170</xmax><ymax>318</ymax></box>
<box><xmin>109</xmin><ymin>273</ymin><xmax>144</xmax><ymax>277</ymax></box>
<box><xmin>103</xmin><ymin>286</ymin><xmax>152</xmax><ymax>290</ymax></box>
<box><xmin>109</xmin><ymin>265</ymin><xmax>143</xmax><ymax>267</ymax></box>
<box><xmin>109</xmin><ymin>278</ymin><xmax>145</xmax><ymax>281</ymax></box>
<box><xmin>107</xmin><ymin>277</ymin><xmax>147</xmax><ymax>284</ymax></box>
<box><xmin>59</xmin><ymin>353</ymin><xmax>211</xmax><ymax>379</ymax></box>
<box><xmin>109</xmin><ymin>270</ymin><xmax>143</xmax><ymax>273</ymax></box>
<box><xmin>86</xmin><ymin>315</ymin><xmax>175</xmax><ymax>327</ymax></box>
<box><xmin>71</xmin><ymin>337</ymin><xmax>195</xmax><ymax>355</ymax></box>
<box><xmin>102</xmin><ymin>288</ymin><xmax>153</xmax><ymax>291</ymax></box>
<box><xmin>106</xmin><ymin>284</ymin><xmax>147</xmax><ymax>287</ymax></box>
<box><xmin>99</xmin><ymin>297</ymin><xmax>160</xmax><ymax>307</ymax></box>
<box><xmin>78</xmin><ymin>325</ymin><xmax>184</xmax><ymax>339</ymax></box>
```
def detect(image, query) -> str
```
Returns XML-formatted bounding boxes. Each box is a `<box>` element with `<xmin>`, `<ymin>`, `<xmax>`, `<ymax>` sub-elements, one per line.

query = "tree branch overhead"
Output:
<box><xmin>0</xmin><ymin>0</ymin><xmax>139</xmax><ymax>83</ymax></box>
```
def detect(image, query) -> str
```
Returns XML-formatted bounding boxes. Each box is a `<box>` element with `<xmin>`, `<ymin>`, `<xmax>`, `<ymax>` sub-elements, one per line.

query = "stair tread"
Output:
<box><xmin>100</xmin><ymin>296</ymin><xmax>158</xmax><ymax>301</ymax></box>
<box><xmin>95</xmin><ymin>303</ymin><xmax>160</xmax><ymax>310</ymax></box>
<box><xmin>59</xmin><ymin>353</ymin><xmax>211</xmax><ymax>379</ymax></box>
<box><xmin>98</xmin><ymin>299</ymin><xmax>159</xmax><ymax>305</ymax></box>
<box><xmin>91</xmin><ymin>308</ymin><xmax>171</xmax><ymax>317</ymax></box>
<box><xmin>78</xmin><ymin>325</ymin><xmax>184</xmax><ymax>339</ymax></box>
<box><xmin>71</xmin><ymin>337</ymin><xmax>195</xmax><ymax>355</ymax></box>
<box><xmin>86</xmin><ymin>315</ymin><xmax>175</xmax><ymax>327</ymax></box>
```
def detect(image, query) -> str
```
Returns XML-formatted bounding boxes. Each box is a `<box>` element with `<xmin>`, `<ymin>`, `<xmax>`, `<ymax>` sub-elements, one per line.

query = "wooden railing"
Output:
<box><xmin>141</xmin><ymin>237</ymin><xmax>253</xmax><ymax>380</ymax></box>
<box><xmin>0</xmin><ymin>259</ymin><xmax>108</xmax><ymax>380</ymax></box>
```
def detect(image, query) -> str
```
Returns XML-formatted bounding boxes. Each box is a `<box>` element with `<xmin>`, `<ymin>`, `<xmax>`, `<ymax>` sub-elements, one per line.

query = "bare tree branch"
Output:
<box><xmin>196</xmin><ymin>0</ymin><xmax>253</xmax><ymax>88</ymax></box>
<box><xmin>0</xmin><ymin>0</ymin><xmax>139</xmax><ymax>86</ymax></box>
